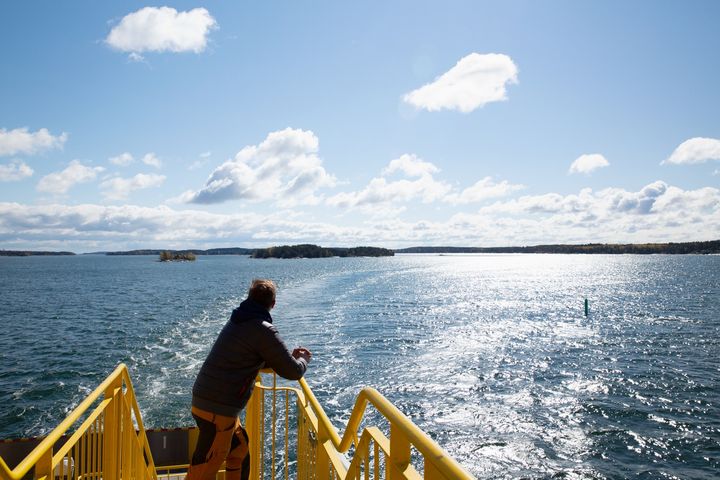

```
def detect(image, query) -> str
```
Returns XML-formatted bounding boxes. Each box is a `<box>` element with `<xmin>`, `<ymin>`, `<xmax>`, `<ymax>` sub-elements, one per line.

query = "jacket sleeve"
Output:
<box><xmin>256</xmin><ymin>322</ymin><xmax>307</xmax><ymax>380</ymax></box>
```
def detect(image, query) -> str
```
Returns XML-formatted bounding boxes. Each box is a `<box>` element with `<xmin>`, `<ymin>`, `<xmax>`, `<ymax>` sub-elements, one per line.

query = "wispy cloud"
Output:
<box><xmin>109</xmin><ymin>152</ymin><xmax>134</xmax><ymax>166</ymax></box>
<box><xmin>128</xmin><ymin>52</ymin><xmax>146</xmax><ymax>63</ymax></box>
<box><xmin>327</xmin><ymin>154</ymin><xmax>450</xmax><ymax>211</ymax></box>
<box><xmin>109</xmin><ymin>152</ymin><xmax>160</xmax><ymax>168</ymax></box>
<box><xmin>141</xmin><ymin>153</ymin><xmax>162</xmax><ymax>168</ymax></box>
<box><xmin>189</xmin><ymin>152</ymin><xmax>211</xmax><ymax>171</ymax></box>
<box><xmin>106</xmin><ymin>7</ymin><xmax>217</xmax><ymax>55</ymax></box>
<box><xmin>0</xmin><ymin>160</ymin><xmax>34</xmax><ymax>182</ymax></box>
<box><xmin>444</xmin><ymin>177</ymin><xmax>525</xmax><ymax>204</ymax></box>
<box><xmin>663</xmin><ymin>137</ymin><xmax>720</xmax><ymax>165</ymax></box>
<box><xmin>403</xmin><ymin>53</ymin><xmax>518</xmax><ymax>113</ymax></box>
<box><xmin>568</xmin><ymin>154</ymin><xmax>610</xmax><ymax>174</ymax></box>
<box><xmin>182</xmin><ymin>128</ymin><xmax>336</xmax><ymax>206</ymax></box>
<box><xmin>100</xmin><ymin>173</ymin><xmax>166</xmax><ymax>200</ymax></box>
<box><xmin>0</xmin><ymin>127</ymin><xmax>67</xmax><ymax>157</ymax></box>
<box><xmin>36</xmin><ymin>160</ymin><xmax>104</xmax><ymax>195</ymax></box>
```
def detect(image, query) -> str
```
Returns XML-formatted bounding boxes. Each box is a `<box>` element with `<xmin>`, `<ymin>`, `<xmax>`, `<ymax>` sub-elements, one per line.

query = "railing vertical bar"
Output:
<box><xmin>363</xmin><ymin>442</ymin><xmax>369</xmax><ymax>480</ymax></box>
<box><xmin>373</xmin><ymin>442</ymin><xmax>379</xmax><ymax>480</ymax></box>
<box><xmin>89</xmin><ymin>420</ymin><xmax>95</xmax><ymax>480</ymax></box>
<box><xmin>96</xmin><ymin>413</ymin><xmax>103</xmax><ymax>480</ymax></box>
<box><xmin>86</xmin><ymin>425</ymin><xmax>91</xmax><ymax>479</ymax></box>
<box><xmin>272</xmin><ymin>373</ymin><xmax>277</xmax><ymax>480</ymax></box>
<box><xmin>296</xmin><ymin>401</ymin><xmax>304</xmax><ymax>480</ymax></box>
<box><xmin>123</xmin><ymin>402</ymin><xmax>131</xmax><ymax>480</ymax></box>
<box><xmin>84</xmin><ymin>428</ymin><xmax>89</xmax><ymax>479</ymax></box>
<box><xmin>94</xmin><ymin>422</ymin><xmax>99</xmax><ymax>480</ymax></box>
<box><xmin>72</xmin><ymin>442</ymin><xmax>79</xmax><ymax>480</ymax></box>
<box><xmin>284</xmin><ymin>390</ymin><xmax>289</xmax><ymax>480</ymax></box>
<box><xmin>260</xmin><ymin>386</ymin><xmax>265</xmax><ymax>480</ymax></box>
<box><xmin>74</xmin><ymin>438</ymin><xmax>80</xmax><ymax>480</ymax></box>
<box><xmin>94</xmin><ymin>417</ymin><xmax>100</xmax><ymax>480</ymax></box>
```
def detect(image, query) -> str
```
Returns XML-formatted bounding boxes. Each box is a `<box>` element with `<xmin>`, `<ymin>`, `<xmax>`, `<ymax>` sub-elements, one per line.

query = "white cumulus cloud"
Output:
<box><xmin>478</xmin><ymin>181</ymin><xmax>697</xmax><ymax>218</ymax></box>
<box><xmin>142</xmin><ymin>153</ymin><xmax>162</xmax><ymax>168</ymax></box>
<box><xmin>0</xmin><ymin>127</ymin><xmax>67</xmax><ymax>157</ymax></box>
<box><xmin>100</xmin><ymin>173</ymin><xmax>166</xmax><ymax>200</ymax></box>
<box><xmin>0</xmin><ymin>160</ymin><xmax>34</xmax><ymax>181</ymax></box>
<box><xmin>463</xmin><ymin>181</ymin><xmax>720</xmax><ymax>245</ymax></box>
<box><xmin>444</xmin><ymin>177</ymin><xmax>525</xmax><ymax>204</ymax></box>
<box><xmin>568</xmin><ymin>154</ymin><xmax>610</xmax><ymax>175</ymax></box>
<box><xmin>109</xmin><ymin>152</ymin><xmax>134</xmax><ymax>166</ymax></box>
<box><xmin>327</xmin><ymin>154</ymin><xmax>450</xmax><ymax>211</ymax></box>
<box><xmin>664</xmin><ymin>137</ymin><xmax>720</xmax><ymax>165</ymax></box>
<box><xmin>607</xmin><ymin>181</ymin><xmax>668</xmax><ymax>214</ymax></box>
<box><xmin>106</xmin><ymin>7</ymin><xmax>217</xmax><ymax>54</ymax></box>
<box><xmin>184</xmin><ymin>128</ymin><xmax>336</xmax><ymax>206</ymax></box>
<box><xmin>1</xmin><ymin>181</ymin><xmax>717</xmax><ymax>251</ymax></box>
<box><xmin>403</xmin><ymin>53</ymin><xmax>518</xmax><ymax>113</ymax></box>
<box><xmin>382</xmin><ymin>154</ymin><xmax>439</xmax><ymax>177</ymax></box>
<box><xmin>36</xmin><ymin>160</ymin><xmax>104</xmax><ymax>195</ymax></box>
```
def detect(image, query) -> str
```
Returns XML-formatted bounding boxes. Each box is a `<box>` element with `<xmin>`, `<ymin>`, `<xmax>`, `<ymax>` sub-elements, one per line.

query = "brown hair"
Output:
<box><xmin>248</xmin><ymin>279</ymin><xmax>276</xmax><ymax>309</ymax></box>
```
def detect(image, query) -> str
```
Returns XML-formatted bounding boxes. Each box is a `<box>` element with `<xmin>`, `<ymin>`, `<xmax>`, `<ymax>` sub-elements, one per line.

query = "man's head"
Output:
<box><xmin>248</xmin><ymin>279</ymin><xmax>276</xmax><ymax>310</ymax></box>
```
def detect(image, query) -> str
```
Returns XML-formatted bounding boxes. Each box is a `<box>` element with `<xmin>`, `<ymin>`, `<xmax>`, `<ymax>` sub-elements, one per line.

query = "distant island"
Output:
<box><xmin>159</xmin><ymin>251</ymin><xmax>196</xmax><ymax>262</ymax></box>
<box><xmin>395</xmin><ymin>240</ymin><xmax>720</xmax><ymax>255</ymax></box>
<box><xmin>252</xmin><ymin>244</ymin><xmax>395</xmax><ymax>259</ymax></box>
<box><xmin>0</xmin><ymin>250</ymin><xmax>75</xmax><ymax>256</ymax></box>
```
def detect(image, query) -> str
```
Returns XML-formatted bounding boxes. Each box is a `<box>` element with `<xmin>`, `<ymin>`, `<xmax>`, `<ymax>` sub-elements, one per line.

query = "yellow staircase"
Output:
<box><xmin>0</xmin><ymin>364</ymin><xmax>474</xmax><ymax>480</ymax></box>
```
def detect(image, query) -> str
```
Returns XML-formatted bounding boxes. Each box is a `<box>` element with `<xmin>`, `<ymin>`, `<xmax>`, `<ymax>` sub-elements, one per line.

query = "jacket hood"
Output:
<box><xmin>230</xmin><ymin>298</ymin><xmax>273</xmax><ymax>324</ymax></box>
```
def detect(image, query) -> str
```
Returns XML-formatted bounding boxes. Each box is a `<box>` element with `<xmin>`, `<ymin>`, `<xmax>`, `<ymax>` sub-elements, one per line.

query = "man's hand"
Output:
<box><xmin>292</xmin><ymin>347</ymin><xmax>312</xmax><ymax>364</ymax></box>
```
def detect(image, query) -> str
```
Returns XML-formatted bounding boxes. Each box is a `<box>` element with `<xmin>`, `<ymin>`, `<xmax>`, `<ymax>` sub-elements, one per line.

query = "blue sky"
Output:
<box><xmin>1</xmin><ymin>1</ymin><xmax>718</xmax><ymax>252</ymax></box>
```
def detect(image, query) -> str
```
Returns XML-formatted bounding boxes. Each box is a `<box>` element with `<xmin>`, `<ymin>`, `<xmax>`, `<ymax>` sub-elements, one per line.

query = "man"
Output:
<box><xmin>186</xmin><ymin>279</ymin><xmax>312</xmax><ymax>480</ymax></box>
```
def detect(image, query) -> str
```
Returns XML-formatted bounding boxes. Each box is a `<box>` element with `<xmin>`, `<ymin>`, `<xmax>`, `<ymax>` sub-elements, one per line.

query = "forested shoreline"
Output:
<box><xmin>2</xmin><ymin>240</ymin><xmax>719</xmax><ymax>257</ymax></box>
<box><xmin>395</xmin><ymin>240</ymin><xmax>720</xmax><ymax>255</ymax></box>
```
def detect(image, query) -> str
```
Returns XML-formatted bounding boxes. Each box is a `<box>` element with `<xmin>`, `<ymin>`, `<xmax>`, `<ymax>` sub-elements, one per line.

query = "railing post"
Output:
<box><xmin>102</xmin><ymin>376</ymin><xmax>121</xmax><ymax>480</ymax></box>
<box><xmin>423</xmin><ymin>459</ymin><xmax>443</xmax><ymax>480</ymax></box>
<box><xmin>296</xmin><ymin>400</ymin><xmax>305</xmax><ymax>480</ymax></box>
<box><xmin>389</xmin><ymin>424</ymin><xmax>411</xmax><ymax>480</ymax></box>
<box><xmin>316</xmin><ymin>421</ymin><xmax>330</xmax><ymax>480</ymax></box>
<box><xmin>34</xmin><ymin>449</ymin><xmax>53</xmax><ymax>480</ymax></box>
<box><xmin>246</xmin><ymin>379</ymin><xmax>264</xmax><ymax>480</ymax></box>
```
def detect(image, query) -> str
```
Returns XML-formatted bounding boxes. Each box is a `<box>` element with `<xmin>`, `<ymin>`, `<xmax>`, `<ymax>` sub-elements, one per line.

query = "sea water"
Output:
<box><xmin>0</xmin><ymin>254</ymin><xmax>718</xmax><ymax>478</ymax></box>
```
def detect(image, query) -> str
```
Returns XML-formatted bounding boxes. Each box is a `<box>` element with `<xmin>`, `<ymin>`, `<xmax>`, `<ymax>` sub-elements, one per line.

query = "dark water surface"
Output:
<box><xmin>1</xmin><ymin>254</ymin><xmax>718</xmax><ymax>478</ymax></box>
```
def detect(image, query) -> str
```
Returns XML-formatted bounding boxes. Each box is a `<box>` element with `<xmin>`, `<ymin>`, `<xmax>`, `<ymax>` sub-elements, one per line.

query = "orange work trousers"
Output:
<box><xmin>185</xmin><ymin>406</ymin><xmax>249</xmax><ymax>480</ymax></box>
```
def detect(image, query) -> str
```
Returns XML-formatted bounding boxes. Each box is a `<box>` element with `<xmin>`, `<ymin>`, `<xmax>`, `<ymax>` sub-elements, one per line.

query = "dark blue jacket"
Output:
<box><xmin>192</xmin><ymin>299</ymin><xmax>307</xmax><ymax>416</ymax></box>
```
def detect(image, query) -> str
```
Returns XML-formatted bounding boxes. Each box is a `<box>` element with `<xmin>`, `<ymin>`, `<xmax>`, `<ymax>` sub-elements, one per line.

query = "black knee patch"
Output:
<box><xmin>191</xmin><ymin>414</ymin><xmax>217</xmax><ymax>466</ymax></box>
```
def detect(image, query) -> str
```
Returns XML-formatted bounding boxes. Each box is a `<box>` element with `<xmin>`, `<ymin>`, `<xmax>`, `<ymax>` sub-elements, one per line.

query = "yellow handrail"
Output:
<box><xmin>298</xmin><ymin>378</ymin><xmax>472</xmax><ymax>479</ymax></box>
<box><xmin>248</xmin><ymin>372</ymin><xmax>474</xmax><ymax>479</ymax></box>
<box><xmin>297</xmin><ymin>377</ymin><xmax>474</xmax><ymax>480</ymax></box>
<box><xmin>3</xmin><ymin>365</ymin><xmax>473</xmax><ymax>480</ymax></box>
<box><xmin>0</xmin><ymin>364</ymin><xmax>156</xmax><ymax>480</ymax></box>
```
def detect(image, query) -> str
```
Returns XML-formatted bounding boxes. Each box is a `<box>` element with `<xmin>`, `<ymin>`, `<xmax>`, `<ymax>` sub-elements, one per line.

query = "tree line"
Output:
<box><xmin>395</xmin><ymin>240</ymin><xmax>720</xmax><ymax>255</ymax></box>
<box><xmin>251</xmin><ymin>244</ymin><xmax>395</xmax><ymax>258</ymax></box>
<box><xmin>0</xmin><ymin>250</ymin><xmax>75</xmax><ymax>256</ymax></box>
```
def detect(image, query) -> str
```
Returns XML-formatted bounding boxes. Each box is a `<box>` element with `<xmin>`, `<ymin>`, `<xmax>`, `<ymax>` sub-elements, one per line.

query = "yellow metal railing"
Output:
<box><xmin>2</xmin><ymin>366</ymin><xmax>473</xmax><ymax>480</ymax></box>
<box><xmin>0</xmin><ymin>364</ymin><xmax>156</xmax><ymax>480</ymax></box>
<box><xmin>247</xmin><ymin>371</ymin><xmax>474</xmax><ymax>480</ymax></box>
